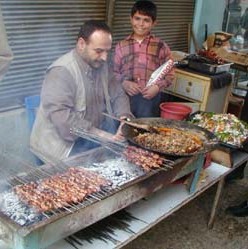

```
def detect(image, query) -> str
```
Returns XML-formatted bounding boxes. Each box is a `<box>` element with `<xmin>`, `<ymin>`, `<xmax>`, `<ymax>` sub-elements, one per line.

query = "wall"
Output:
<box><xmin>193</xmin><ymin>0</ymin><xmax>226</xmax><ymax>52</ymax></box>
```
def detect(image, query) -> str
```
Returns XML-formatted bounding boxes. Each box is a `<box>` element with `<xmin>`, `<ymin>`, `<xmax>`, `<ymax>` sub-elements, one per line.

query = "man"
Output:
<box><xmin>113</xmin><ymin>0</ymin><xmax>174</xmax><ymax>118</ymax></box>
<box><xmin>30</xmin><ymin>20</ymin><xmax>133</xmax><ymax>164</ymax></box>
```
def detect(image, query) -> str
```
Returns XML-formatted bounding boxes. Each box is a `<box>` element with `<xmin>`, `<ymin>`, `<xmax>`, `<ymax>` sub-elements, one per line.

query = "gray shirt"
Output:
<box><xmin>41</xmin><ymin>49</ymin><xmax>132</xmax><ymax>142</ymax></box>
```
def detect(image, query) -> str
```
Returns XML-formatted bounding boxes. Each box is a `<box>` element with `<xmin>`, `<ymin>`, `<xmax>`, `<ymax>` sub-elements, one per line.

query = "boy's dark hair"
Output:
<box><xmin>131</xmin><ymin>0</ymin><xmax>157</xmax><ymax>22</ymax></box>
<box><xmin>78</xmin><ymin>20</ymin><xmax>112</xmax><ymax>41</ymax></box>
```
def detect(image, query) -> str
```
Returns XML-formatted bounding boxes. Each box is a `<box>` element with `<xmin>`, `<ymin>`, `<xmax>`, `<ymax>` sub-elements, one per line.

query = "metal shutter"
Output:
<box><xmin>0</xmin><ymin>0</ymin><xmax>106</xmax><ymax>110</ymax></box>
<box><xmin>0</xmin><ymin>0</ymin><xmax>195</xmax><ymax>110</ymax></box>
<box><xmin>112</xmin><ymin>0</ymin><xmax>195</xmax><ymax>51</ymax></box>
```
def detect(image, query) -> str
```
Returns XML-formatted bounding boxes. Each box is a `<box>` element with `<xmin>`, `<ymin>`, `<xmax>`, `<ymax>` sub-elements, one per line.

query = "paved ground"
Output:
<box><xmin>123</xmin><ymin>177</ymin><xmax>248</xmax><ymax>249</ymax></box>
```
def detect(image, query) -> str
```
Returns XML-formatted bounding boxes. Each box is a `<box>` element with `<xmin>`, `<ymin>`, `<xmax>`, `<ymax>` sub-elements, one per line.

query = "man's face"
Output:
<box><xmin>130</xmin><ymin>12</ymin><xmax>156</xmax><ymax>39</ymax></box>
<box><xmin>78</xmin><ymin>30</ymin><xmax>112</xmax><ymax>69</ymax></box>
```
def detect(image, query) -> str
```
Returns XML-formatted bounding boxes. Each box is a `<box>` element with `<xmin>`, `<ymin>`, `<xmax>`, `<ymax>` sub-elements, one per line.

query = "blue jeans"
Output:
<box><xmin>130</xmin><ymin>93</ymin><xmax>161</xmax><ymax>118</ymax></box>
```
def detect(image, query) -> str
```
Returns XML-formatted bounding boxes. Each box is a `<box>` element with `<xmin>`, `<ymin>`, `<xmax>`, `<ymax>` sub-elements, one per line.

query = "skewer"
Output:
<box><xmin>68</xmin><ymin>235</ymin><xmax>83</xmax><ymax>246</ymax></box>
<box><xmin>102</xmin><ymin>112</ymin><xmax>157</xmax><ymax>133</ymax></box>
<box><xmin>88</xmin><ymin>194</ymin><xmax>101</xmax><ymax>201</ymax></box>
<box><xmin>62</xmin><ymin>206</ymin><xmax>73</xmax><ymax>213</ymax></box>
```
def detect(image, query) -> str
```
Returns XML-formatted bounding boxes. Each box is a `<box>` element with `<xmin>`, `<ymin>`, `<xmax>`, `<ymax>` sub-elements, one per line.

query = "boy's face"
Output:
<box><xmin>130</xmin><ymin>12</ymin><xmax>156</xmax><ymax>39</ymax></box>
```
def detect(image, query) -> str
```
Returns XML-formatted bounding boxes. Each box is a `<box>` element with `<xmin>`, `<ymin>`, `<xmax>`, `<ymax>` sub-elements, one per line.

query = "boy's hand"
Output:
<box><xmin>141</xmin><ymin>84</ymin><xmax>160</xmax><ymax>99</ymax></box>
<box><xmin>122</xmin><ymin>80</ymin><xmax>141</xmax><ymax>96</ymax></box>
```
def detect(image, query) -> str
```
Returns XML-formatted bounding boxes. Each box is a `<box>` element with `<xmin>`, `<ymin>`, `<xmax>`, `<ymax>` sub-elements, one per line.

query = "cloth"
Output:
<box><xmin>113</xmin><ymin>33</ymin><xmax>174</xmax><ymax>117</ymax></box>
<box><xmin>209</xmin><ymin>71</ymin><xmax>232</xmax><ymax>89</ymax></box>
<box><xmin>0</xmin><ymin>9</ymin><xmax>13</xmax><ymax>80</ymax></box>
<box><xmin>30</xmin><ymin>49</ymin><xmax>132</xmax><ymax>163</ymax></box>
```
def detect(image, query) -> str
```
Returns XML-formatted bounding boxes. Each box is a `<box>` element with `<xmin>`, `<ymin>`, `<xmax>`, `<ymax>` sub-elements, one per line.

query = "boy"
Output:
<box><xmin>114</xmin><ymin>0</ymin><xmax>175</xmax><ymax>117</ymax></box>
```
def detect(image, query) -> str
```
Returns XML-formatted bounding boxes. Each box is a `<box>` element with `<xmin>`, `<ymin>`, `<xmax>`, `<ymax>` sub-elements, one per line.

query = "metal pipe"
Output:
<box><xmin>106</xmin><ymin>0</ymin><xmax>116</xmax><ymax>28</ymax></box>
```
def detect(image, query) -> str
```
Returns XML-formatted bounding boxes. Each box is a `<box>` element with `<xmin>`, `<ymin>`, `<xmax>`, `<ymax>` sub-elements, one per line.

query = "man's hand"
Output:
<box><xmin>141</xmin><ymin>84</ymin><xmax>160</xmax><ymax>99</ymax></box>
<box><xmin>122</xmin><ymin>80</ymin><xmax>141</xmax><ymax>96</ymax></box>
<box><xmin>113</xmin><ymin>116</ymin><xmax>127</xmax><ymax>142</ymax></box>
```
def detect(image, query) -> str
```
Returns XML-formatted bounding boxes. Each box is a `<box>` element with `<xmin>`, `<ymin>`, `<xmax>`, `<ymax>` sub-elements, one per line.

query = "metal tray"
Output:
<box><xmin>187</xmin><ymin>111</ymin><xmax>248</xmax><ymax>151</ymax></box>
<box><xmin>122</xmin><ymin>118</ymin><xmax>218</xmax><ymax>157</ymax></box>
<box><xmin>188</xmin><ymin>60</ymin><xmax>232</xmax><ymax>75</ymax></box>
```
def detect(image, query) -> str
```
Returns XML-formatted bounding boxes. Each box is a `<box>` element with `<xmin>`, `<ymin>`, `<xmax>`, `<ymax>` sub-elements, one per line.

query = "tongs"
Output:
<box><xmin>102</xmin><ymin>113</ymin><xmax>159</xmax><ymax>133</ymax></box>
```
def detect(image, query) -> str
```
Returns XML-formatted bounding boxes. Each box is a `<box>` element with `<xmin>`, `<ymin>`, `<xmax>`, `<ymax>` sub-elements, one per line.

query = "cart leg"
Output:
<box><xmin>13</xmin><ymin>233</ymin><xmax>40</xmax><ymax>249</ymax></box>
<box><xmin>189</xmin><ymin>155</ymin><xmax>205</xmax><ymax>194</ymax></box>
<box><xmin>208</xmin><ymin>177</ymin><xmax>225</xmax><ymax>229</ymax></box>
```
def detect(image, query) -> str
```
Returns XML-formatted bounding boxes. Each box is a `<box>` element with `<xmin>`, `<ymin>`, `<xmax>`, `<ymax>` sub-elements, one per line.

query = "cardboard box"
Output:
<box><xmin>212</xmin><ymin>47</ymin><xmax>248</xmax><ymax>66</ymax></box>
<box><xmin>210</xmin><ymin>146</ymin><xmax>234</xmax><ymax>168</ymax></box>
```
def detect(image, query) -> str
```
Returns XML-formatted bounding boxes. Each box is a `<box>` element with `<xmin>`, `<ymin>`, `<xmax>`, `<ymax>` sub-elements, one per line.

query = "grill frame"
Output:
<box><xmin>0</xmin><ymin>147</ymin><xmax>199</xmax><ymax>249</ymax></box>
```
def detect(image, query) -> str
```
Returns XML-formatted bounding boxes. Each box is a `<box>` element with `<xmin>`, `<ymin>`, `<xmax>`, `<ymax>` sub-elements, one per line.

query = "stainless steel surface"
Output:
<box><xmin>188</xmin><ymin>60</ymin><xmax>232</xmax><ymax>74</ymax></box>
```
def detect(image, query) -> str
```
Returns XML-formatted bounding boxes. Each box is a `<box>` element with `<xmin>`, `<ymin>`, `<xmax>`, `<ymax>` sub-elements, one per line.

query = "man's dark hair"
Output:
<box><xmin>78</xmin><ymin>20</ymin><xmax>112</xmax><ymax>41</ymax></box>
<box><xmin>131</xmin><ymin>0</ymin><xmax>157</xmax><ymax>22</ymax></box>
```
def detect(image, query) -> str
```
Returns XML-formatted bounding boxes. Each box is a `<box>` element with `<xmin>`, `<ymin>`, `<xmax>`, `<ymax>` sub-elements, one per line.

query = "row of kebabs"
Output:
<box><xmin>14</xmin><ymin>146</ymin><xmax>166</xmax><ymax>213</ymax></box>
<box><xmin>14</xmin><ymin>167</ymin><xmax>112</xmax><ymax>212</ymax></box>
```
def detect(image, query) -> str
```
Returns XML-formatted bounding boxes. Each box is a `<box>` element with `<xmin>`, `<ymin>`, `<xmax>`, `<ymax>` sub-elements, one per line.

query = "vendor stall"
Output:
<box><xmin>0</xmin><ymin>114</ymin><xmax>247</xmax><ymax>249</ymax></box>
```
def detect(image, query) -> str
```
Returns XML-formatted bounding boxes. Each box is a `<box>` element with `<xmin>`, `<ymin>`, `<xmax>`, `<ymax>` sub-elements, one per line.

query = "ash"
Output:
<box><xmin>0</xmin><ymin>191</ymin><xmax>44</xmax><ymax>226</ymax></box>
<box><xmin>88</xmin><ymin>157</ymin><xmax>145</xmax><ymax>188</ymax></box>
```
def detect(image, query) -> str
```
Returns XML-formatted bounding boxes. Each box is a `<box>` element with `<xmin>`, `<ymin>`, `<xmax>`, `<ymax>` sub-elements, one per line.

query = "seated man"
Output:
<box><xmin>30</xmin><ymin>20</ymin><xmax>133</xmax><ymax>164</ymax></box>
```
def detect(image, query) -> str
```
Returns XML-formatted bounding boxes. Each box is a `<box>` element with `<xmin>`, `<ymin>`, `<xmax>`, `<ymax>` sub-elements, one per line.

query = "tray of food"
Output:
<box><xmin>186</xmin><ymin>54</ymin><xmax>232</xmax><ymax>75</ymax></box>
<box><xmin>122</xmin><ymin>118</ymin><xmax>218</xmax><ymax>157</ymax></box>
<box><xmin>187</xmin><ymin>111</ymin><xmax>248</xmax><ymax>150</ymax></box>
<box><xmin>188</xmin><ymin>60</ymin><xmax>232</xmax><ymax>75</ymax></box>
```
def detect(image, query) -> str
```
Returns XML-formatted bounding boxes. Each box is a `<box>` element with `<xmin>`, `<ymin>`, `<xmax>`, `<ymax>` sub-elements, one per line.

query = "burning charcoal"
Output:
<box><xmin>0</xmin><ymin>191</ymin><xmax>44</xmax><ymax>226</ymax></box>
<box><xmin>89</xmin><ymin>157</ymin><xmax>145</xmax><ymax>189</ymax></box>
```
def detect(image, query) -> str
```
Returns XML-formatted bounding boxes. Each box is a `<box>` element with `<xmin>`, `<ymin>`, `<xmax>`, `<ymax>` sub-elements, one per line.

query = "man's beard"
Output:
<box><xmin>89</xmin><ymin>60</ymin><xmax>104</xmax><ymax>69</ymax></box>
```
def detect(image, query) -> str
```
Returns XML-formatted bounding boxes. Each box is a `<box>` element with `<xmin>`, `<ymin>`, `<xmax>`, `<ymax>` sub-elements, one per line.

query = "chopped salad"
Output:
<box><xmin>189</xmin><ymin>112</ymin><xmax>248</xmax><ymax>147</ymax></box>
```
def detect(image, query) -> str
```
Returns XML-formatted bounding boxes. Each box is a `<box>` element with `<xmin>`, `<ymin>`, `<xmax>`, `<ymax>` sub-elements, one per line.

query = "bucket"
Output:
<box><xmin>160</xmin><ymin>102</ymin><xmax>192</xmax><ymax>120</ymax></box>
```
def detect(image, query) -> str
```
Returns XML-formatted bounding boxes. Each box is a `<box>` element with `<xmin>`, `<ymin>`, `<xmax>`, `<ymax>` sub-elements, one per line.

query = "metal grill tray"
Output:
<box><xmin>0</xmin><ymin>147</ymin><xmax>182</xmax><ymax>233</ymax></box>
<box><xmin>188</xmin><ymin>60</ymin><xmax>232</xmax><ymax>74</ymax></box>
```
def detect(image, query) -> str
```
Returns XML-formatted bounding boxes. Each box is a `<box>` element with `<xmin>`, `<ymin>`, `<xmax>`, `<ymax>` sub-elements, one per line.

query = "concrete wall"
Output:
<box><xmin>193</xmin><ymin>0</ymin><xmax>226</xmax><ymax>52</ymax></box>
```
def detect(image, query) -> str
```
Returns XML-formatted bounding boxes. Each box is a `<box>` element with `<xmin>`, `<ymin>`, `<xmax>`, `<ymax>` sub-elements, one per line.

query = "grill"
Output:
<box><xmin>0</xmin><ymin>146</ymin><xmax>192</xmax><ymax>249</ymax></box>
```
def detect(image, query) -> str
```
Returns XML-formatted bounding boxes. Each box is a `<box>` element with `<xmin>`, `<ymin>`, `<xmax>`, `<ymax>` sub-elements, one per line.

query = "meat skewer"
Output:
<box><xmin>14</xmin><ymin>167</ymin><xmax>112</xmax><ymax>212</ymax></box>
<box><xmin>122</xmin><ymin>146</ymin><xmax>172</xmax><ymax>172</ymax></box>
